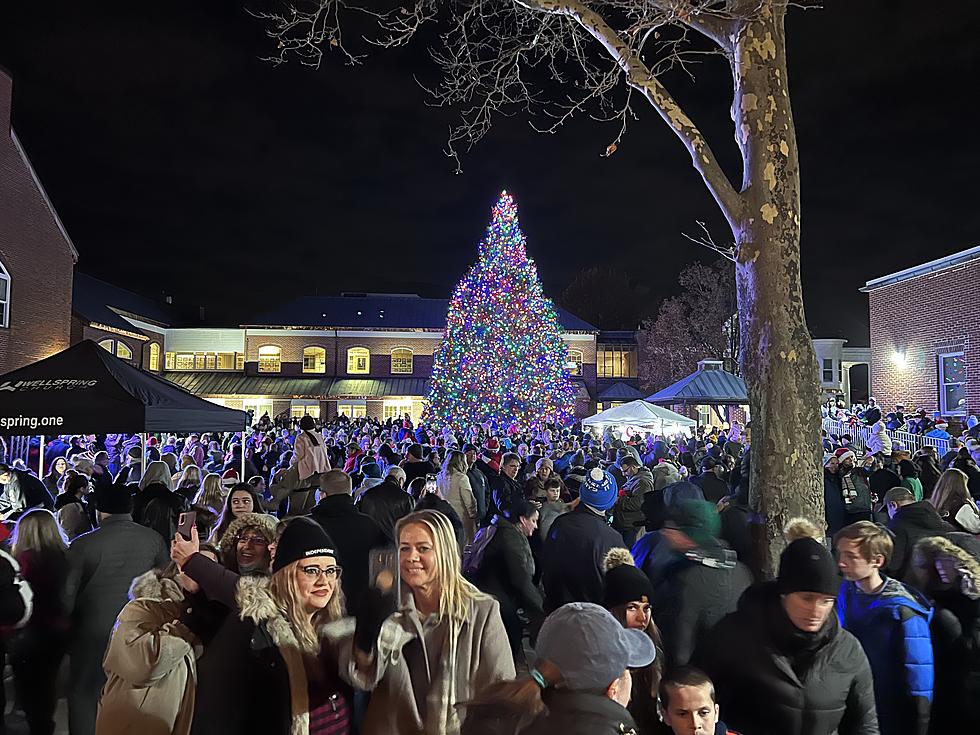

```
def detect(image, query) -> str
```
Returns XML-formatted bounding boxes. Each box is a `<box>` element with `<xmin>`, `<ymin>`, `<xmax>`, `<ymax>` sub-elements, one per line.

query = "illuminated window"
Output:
<box><xmin>0</xmin><ymin>260</ymin><xmax>9</xmax><ymax>328</ymax></box>
<box><xmin>258</xmin><ymin>345</ymin><xmax>281</xmax><ymax>373</ymax></box>
<box><xmin>939</xmin><ymin>352</ymin><xmax>967</xmax><ymax>416</ymax></box>
<box><xmin>567</xmin><ymin>349</ymin><xmax>584</xmax><ymax>376</ymax></box>
<box><xmin>205</xmin><ymin>354</ymin><xmax>216</xmax><ymax>370</ymax></box>
<box><xmin>390</xmin><ymin>348</ymin><xmax>413</xmax><ymax>374</ymax></box>
<box><xmin>347</xmin><ymin>347</ymin><xmax>370</xmax><ymax>374</ymax></box>
<box><xmin>217</xmin><ymin>352</ymin><xmax>235</xmax><ymax>370</ymax></box>
<box><xmin>165</xmin><ymin>351</ymin><xmax>175</xmax><ymax>370</ymax></box>
<box><xmin>290</xmin><ymin>405</ymin><xmax>321</xmax><ymax>419</ymax></box>
<box><xmin>303</xmin><ymin>346</ymin><xmax>326</xmax><ymax>374</ymax></box>
<box><xmin>98</xmin><ymin>339</ymin><xmax>114</xmax><ymax>353</ymax></box>
<box><xmin>149</xmin><ymin>343</ymin><xmax>160</xmax><ymax>371</ymax></box>
<box><xmin>338</xmin><ymin>402</ymin><xmax>367</xmax><ymax>418</ymax></box>
<box><xmin>194</xmin><ymin>353</ymin><xmax>206</xmax><ymax>370</ymax></box>
<box><xmin>116</xmin><ymin>342</ymin><xmax>133</xmax><ymax>360</ymax></box>
<box><xmin>597</xmin><ymin>344</ymin><xmax>637</xmax><ymax>378</ymax></box>
<box><xmin>383</xmin><ymin>397</ymin><xmax>414</xmax><ymax>419</ymax></box>
<box><xmin>175</xmin><ymin>353</ymin><xmax>195</xmax><ymax>370</ymax></box>
<box><xmin>236</xmin><ymin>352</ymin><xmax>245</xmax><ymax>370</ymax></box>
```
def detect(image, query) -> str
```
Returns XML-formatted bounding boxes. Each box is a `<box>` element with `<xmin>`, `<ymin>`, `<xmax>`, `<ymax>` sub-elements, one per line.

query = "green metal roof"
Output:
<box><xmin>163</xmin><ymin>372</ymin><xmax>428</xmax><ymax>398</ymax></box>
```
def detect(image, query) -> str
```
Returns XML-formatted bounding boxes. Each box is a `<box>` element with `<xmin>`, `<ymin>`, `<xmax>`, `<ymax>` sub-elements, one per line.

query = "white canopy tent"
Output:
<box><xmin>582</xmin><ymin>400</ymin><xmax>696</xmax><ymax>436</ymax></box>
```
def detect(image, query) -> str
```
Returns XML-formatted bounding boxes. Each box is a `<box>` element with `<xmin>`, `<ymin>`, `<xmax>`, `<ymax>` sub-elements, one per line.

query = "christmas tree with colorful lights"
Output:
<box><xmin>425</xmin><ymin>191</ymin><xmax>576</xmax><ymax>430</ymax></box>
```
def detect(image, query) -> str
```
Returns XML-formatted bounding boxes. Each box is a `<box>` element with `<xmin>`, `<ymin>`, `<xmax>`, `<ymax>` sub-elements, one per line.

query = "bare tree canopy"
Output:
<box><xmin>255</xmin><ymin>0</ymin><xmax>824</xmax><ymax>574</ymax></box>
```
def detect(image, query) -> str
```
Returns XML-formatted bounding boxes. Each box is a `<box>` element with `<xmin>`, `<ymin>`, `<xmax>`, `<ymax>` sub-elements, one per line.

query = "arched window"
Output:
<box><xmin>0</xmin><ymin>260</ymin><xmax>9</xmax><ymax>328</ymax></box>
<box><xmin>258</xmin><ymin>345</ymin><xmax>282</xmax><ymax>373</ymax></box>
<box><xmin>567</xmin><ymin>349</ymin><xmax>584</xmax><ymax>376</ymax></box>
<box><xmin>115</xmin><ymin>341</ymin><xmax>133</xmax><ymax>360</ymax></box>
<box><xmin>149</xmin><ymin>343</ymin><xmax>161</xmax><ymax>371</ymax></box>
<box><xmin>347</xmin><ymin>347</ymin><xmax>370</xmax><ymax>375</ymax></box>
<box><xmin>303</xmin><ymin>346</ymin><xmax>326</xmax><ymax>374</ymax></box>
<box><xmin>98</xmin><ymin>339</ymin><xmax>114</xmax><ymax>353</ymax></box>
<box><xmin>390</xmin><ymin>347</ymin><xmax>413</xmax><ymax>374</ymax></box>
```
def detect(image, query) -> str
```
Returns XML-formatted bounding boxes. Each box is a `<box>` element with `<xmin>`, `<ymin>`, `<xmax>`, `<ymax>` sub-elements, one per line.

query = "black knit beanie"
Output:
<box><xmin>777</xmin><ymin>537</ymin><xmax>840</xmax><ymax>596</ymax></box>
<box><xmin>272</xmin><ymin>517</ymin><xmax>338</xmax><ymax>573</ymax></box>
<box><xmin>603</xmin><ymin>563</ymin><xmax>655</xmax><ymax>609</ymax></box>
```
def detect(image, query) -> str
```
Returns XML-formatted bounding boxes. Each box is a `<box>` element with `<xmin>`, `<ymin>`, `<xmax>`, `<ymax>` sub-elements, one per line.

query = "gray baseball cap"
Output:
<box><xmin>534</xmin><ymin>602</ymin><xmax>656</xmax><ymax>691</ymax></box>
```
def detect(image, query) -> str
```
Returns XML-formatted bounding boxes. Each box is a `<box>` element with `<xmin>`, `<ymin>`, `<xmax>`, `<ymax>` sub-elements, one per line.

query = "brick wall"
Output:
<box><xmin>78</xmin><ymin>324</ymin><xmax>145</xmax><ymax>365</ymax></box>
<box><xmin>0</xmin><ymin>69</ymin><xmax>75</xmax><ymax>374</ymax></box>
<box><xmin>868</xmin><ymin>258</ymin><xmax>980</xmax><ymax>416</ymax></box>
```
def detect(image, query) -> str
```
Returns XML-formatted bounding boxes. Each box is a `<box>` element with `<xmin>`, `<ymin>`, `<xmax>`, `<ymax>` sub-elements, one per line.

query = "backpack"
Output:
<box><xmin>462</xmin><ymin>526</ymin><xmax>497</xmax><ymax>579</ymax></box>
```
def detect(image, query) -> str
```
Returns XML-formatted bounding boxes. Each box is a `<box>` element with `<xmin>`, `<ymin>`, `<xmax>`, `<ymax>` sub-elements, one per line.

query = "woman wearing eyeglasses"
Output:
<box><xmin>329</xmin><ymin>509</ymin><xmax>514</xmax><ymax>735</ymax></box>
<box><xmin>191</xmin><ymin>517</ymin><xmax>352</xmax><ymax>735</ymax></box>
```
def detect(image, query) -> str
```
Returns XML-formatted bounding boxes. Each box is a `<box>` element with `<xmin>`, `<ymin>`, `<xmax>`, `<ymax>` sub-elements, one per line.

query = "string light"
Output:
<box><xmin>425</xmin><ymin>191</ymin><xmax>576</xmax><ymax>430</ymax></box>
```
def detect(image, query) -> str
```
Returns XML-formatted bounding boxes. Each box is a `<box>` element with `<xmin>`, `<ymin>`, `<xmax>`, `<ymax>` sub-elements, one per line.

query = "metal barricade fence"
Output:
<box><xmin>822</xmin><ymin>418</ymin><xmax>950</xmax><ymax>456</ymax></box>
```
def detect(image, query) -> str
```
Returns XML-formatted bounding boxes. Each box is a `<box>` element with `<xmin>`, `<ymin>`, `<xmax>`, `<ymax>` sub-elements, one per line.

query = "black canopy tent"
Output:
<box><xmin>0</xmin><ymin>339</ymin><xmax>246</xmax><ymax>436</ymax></box>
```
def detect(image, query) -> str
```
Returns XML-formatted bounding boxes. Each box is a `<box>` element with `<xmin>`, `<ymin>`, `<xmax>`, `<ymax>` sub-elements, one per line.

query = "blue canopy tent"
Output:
<box><xmin>645</xmin><ymin>359</ymin><xmax>748</xmax><ymax>425</ymax></box>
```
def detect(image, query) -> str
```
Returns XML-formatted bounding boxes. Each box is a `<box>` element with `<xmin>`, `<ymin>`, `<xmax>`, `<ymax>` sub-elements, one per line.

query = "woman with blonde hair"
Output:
<box><xmin>930</xmin><ymin>467</ymin><xmax>980</xmax><ymax>533</ymax></box>
<box><xmin>191</xmin><ymin>518</ymin><xmax>352</xmax><ymax>734</ymax></box>
<box><xmin>334</xmin><ymin>509</ymin><xmax>514</xmax><ymax>734</ymax></box>
<box><xmin>437</xmin><ymin>450</ymin><xmax>478</xmax><ymax>544</ymax></box>
<box><xmin>9</xmin><ymin>509</ymin><xmax>70</xmax><ymax>735</ymax></box>
<box><xmin>194</xmin><ymin>473</ymin><xmax>225</xmax><ymax>516</ymax></box>
<box><xmin>175</xmin><ymin>464</ymin><xmax>202</xmax><ymax>504</ymax></box>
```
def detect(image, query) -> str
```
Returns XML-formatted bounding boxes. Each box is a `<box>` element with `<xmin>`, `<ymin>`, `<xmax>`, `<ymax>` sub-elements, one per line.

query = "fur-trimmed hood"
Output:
<box><xmin>915</xmin><ymin>534</ymin><xmax>980</xmax><ymax>587</ymax></box>
<box><xmin>128</xmin><ymin>569</ymin><xmax>186</xmax><ymax>603</ymax></box>
<box><xmin>218</xmin><ymin>512</ymin><xmax>278</xmax><ymax>566</ymax></box>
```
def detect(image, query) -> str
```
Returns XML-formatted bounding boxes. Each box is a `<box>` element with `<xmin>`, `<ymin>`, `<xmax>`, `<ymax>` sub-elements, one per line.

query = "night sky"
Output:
<box><xmin>1</xmin><ymin>1</ymin><xmax>977</xmax><ymax>343</ymax></box>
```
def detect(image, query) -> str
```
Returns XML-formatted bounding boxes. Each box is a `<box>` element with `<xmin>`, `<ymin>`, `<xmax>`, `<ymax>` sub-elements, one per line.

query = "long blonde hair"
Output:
<box><xmin>396</xmin><ymin>509</ymin><xmax>488</xmax><ymax>733</ymax></box>
<box><xmin>178</xmin><ymin>464</ymin><xmax>203</xmax><ymax>489</ymax></box>
<box><xmin>195</xmin><ymin>473</ymin><xmax>225</xmax><ymax>514</ymax></box>
<box><xmin>267</xmin><ymin>559</ymin><xmax>346</xmax><ymax>654</ymax></box>
<box><xmin>396</xmin><ymin>509</ymin><xmax>487</xmax><ymax>623</ymax></box>
<box><xmin>439</xmin><ymin>450</ymin><xmax>469</xmax><ymax>483</ymax></box>
<box><xmin>12</xmin><ymin>508</ymin><xmax>68</xmax><ymax>556</ymax></box>
<box><xmin>931</xmin><ymin>468</ymin><xmax>980</xmax><ymax>521</ymax></box>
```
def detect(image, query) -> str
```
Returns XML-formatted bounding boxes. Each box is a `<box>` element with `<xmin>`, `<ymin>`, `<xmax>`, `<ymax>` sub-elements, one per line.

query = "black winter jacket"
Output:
<box><xmin>309</xmin><ymin>494</ymin><xmax>388</xmax><ymax>615</ymax></box>
<box><xmin>473</xmin><ymin>517</ymin><xmax>543</xmax><ymax>619</ymax></box>
<box><xmin>461</xmin><ymin>690</ymin><xmax>639</xmax><ymax>735</ymax></box>
<box><xmin>191</xmin><ymin>576</ymin><xmax>351</xmax><ymax>735</ymax></box>
<box><xmin>357</xmin><ymin>478</ymin><xmax>415</xmax><ymax>544</ymax></box>
<box><xmin>694</xmin><ymin>582</ymin><xmax>879</xmax><ymax>735</ymax></box>
<box><xmin>542</xmin><ymin>505</ymin><xmax>622</xmax><ymax>612</ymax></box>
<box><xmin>886</xmin><ymin>502</ymin><xmax>953</xmax><ymax>582</ymax></box>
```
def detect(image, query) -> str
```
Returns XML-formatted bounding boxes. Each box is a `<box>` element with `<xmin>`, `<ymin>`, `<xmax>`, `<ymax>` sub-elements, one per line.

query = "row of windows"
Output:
<box><xmin>597</xmin><ymin>344</ymin><xmax>637</xmax><ymax>378</ymax></box>
<box><xmin>257</xmin><ymin>346</ymin><xmax>415</xmax><ymax>374</ymax></box>
<box><xmin>166</xmin><ymin>351</ymin><xmax>245</xmax><ymax>371</ymax></box>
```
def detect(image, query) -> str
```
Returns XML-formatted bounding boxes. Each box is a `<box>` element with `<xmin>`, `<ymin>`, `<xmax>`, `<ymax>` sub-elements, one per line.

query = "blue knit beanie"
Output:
<box><xmin>580</xmin><ymin>468</ymin><xmax>617</xmax><ymax>511</ymax></box>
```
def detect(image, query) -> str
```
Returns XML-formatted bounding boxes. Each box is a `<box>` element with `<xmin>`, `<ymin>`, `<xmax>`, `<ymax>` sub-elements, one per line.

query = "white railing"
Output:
<box><xmin>822</xmin><ymin>418</ymin><xmax>951</xmax><ymax>456</ymax></box>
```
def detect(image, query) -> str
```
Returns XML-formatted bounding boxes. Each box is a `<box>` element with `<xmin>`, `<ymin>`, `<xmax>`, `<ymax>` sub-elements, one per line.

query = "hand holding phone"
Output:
<box><xmin>177</xmin><ymin>511</ymin><xmax>197</xmax><ymax>541</ymax></box>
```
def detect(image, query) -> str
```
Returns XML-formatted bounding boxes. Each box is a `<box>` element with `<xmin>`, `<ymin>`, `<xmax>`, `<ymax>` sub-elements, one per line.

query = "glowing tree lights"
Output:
<box><xmin>425</xmin><ymin>191</ymin><xmax>576</xmax><ymax>430</ymax></box>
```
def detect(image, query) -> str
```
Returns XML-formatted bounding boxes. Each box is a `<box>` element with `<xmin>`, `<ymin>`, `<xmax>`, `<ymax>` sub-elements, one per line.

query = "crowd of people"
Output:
<box><xmin>0</xmin><ymin>408</ymin><xmax>978</xmax><ymax>735</ymax></box>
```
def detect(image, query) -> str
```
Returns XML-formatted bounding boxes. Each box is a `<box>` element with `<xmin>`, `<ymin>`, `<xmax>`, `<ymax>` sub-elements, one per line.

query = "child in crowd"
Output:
<box><xmin>659</xmin><ymin>666</ymin><xmax>739</xmax><ymax>735</ymax></box>
<box><xmin>835</xmin><ymin>521</ymin><xmax>933</xmax><ymax>735</ymax></box>
<box><xmin>535</xmin><ymin>477</ymin><xmax>577</xmax><ymax>541</ymax></box>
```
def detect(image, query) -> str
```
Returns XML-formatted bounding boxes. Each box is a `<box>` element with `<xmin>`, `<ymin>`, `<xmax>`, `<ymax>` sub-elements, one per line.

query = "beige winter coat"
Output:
<box><xmin>325</xmin><ymin>590</ymin><xmax>515</xmax><ymax>735</ymax></box>
<box><xmin>439</xmin><ymin>472</ymin><xmax>478</xmax><ymax>544</ymax></box>
<box><xmin>96</xmin><ymin>572</ymin><xmax>197</xmax><ymax>735</ymax></box>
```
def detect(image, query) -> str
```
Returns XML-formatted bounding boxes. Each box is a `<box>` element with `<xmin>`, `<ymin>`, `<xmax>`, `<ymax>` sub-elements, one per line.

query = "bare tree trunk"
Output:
<box><xmin>734</xmin><ymin>7</ymin><xmax>823</xmax><ymax>575</ymax></box>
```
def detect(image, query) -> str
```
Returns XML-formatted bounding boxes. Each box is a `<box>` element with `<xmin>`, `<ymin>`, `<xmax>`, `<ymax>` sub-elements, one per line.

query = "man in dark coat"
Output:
<box><xmin>611</xmin><ymin>456</ymin><xmax>655</xmax><ymax>545</ymax></box>
<box><xmin>884</xmin><ymin>487</ymin><xmax>953</xmax><ymax>582</ymax></box>
<box><xmin>691</xmin><ymin>457</ymin><xmax>730</xmax><ymax>504</ymax></box>
<box><xmin>637</xmin><ymin>500</ymin><xmax>753</xmax><ymax>667</ymax></box>
<box><xmin>695</xmin><ymin>537</ymin><xmax>878</xmax><ymax>735</ymax></box>
<box><xmin>401</xmin><ymin>443</ymin><xmax>436</xmax><ymax>485</ymax></box>
<box><xmin>0</xmin><ymin>463</ymin><xmax>54</xmax><ymax>520</ymax></box>
<box><xmin>357</xmin><ymin>465</ymin><xmax>415</xmax><ymax>544</ymax></box>
<box><xmin>308</xmin><ymin>469</ymin><xmax>388</xmax><ymax>615</ymax></box>
<box><xmin>65</xmin><ymin>483</ymin><xmax>170</xmax><ymax>735</ymax></box>
<box><xmin>542</xmin><ymin>468</ymin><xmax>621</xmax><ymax>612</ymax></box>
<box><xmin>463</xmin><ymin>443</ymin><xmax>489</xmax><ymax>524</ymax></box>
<box><xmin>488</xmin><ymin>453</ymin><xmax>524</xmax><ymax>520</ymax></box>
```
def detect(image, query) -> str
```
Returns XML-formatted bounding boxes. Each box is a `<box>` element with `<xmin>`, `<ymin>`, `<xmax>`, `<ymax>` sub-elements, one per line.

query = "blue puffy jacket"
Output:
<box><xmin>838</xmin><ymin>576</ymin><xmax>933</xmax><ymax>735</ymax></box>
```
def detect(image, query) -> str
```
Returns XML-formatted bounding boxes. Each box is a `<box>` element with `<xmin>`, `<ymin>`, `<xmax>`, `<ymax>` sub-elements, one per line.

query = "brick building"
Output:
<box><xmin>864</xmin><ymin>244</ymin><xmax>980</xmax><ymax>418</ymax></box>
<box><xmin>71</xmin><ymin>280</ymin><xmax>614</xmax><ymax>421</ymax></box>
<box><xmin>0</xmin><ymin>67</ymin><xmax>77</xmax><ymax>375</ymax></box>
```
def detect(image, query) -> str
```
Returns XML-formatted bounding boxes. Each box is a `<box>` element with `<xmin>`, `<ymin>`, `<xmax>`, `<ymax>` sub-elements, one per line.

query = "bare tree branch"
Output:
<box><xmin>681</xmin><ymin>220</ymin><xmax>737</xmax><ymax>261</ymax></box>
<box><xmin>515</xmin><ymin>0</ymin><xmax>743</xmax><ymax>228</ymax></box>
